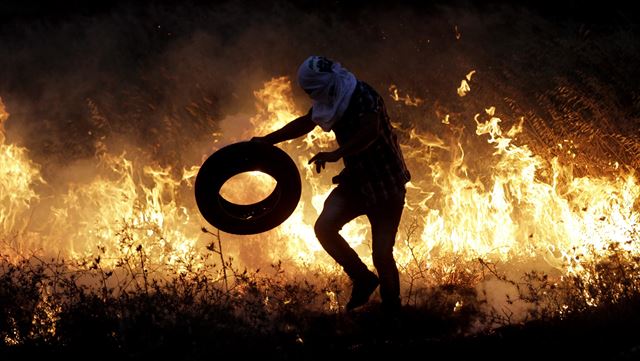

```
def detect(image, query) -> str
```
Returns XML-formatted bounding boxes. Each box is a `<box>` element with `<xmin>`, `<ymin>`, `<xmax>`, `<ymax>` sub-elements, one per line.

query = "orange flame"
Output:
<box><xmin>457</xmin><ymin>70</ymin><xmax>476</xmax><ymax>97</ymax></box>
<box><xmin>1</xmin><ymin>77</ymin><xmax>639</xmax><ymax>305</ymax></box>
<box><xmin>0</xmin><ymin>97</ymin><xmax>44</xmax><ymax>243</ymax></box>
<box><xmin>47</xmin><ymin>153</ymin><xmax>203</xmax><ymax>271</ymax></box>
<box><xmin>388</xmin><ymin>84</ymin><xmax>424</xmax><ymax>106</ymax></box>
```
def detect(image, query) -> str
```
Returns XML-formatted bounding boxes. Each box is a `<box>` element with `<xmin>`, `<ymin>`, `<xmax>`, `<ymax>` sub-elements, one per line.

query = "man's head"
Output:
<box><xmin>296</xmin><ymin>55</ymin><xmax>357</xmax><ymax>131</ymax></box>
<box><xmin>297</xmin><ymin>56</ymin><xmax>338</xmax><ymax>102</ymax></box>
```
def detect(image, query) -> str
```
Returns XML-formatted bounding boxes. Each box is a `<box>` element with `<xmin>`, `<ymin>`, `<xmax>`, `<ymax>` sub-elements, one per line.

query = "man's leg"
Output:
<box><xmin>314</xmin><ymin>186</ymin><xmax>369</xmax><ymax>280</ymax></box>
<box><xmin>314</xmin><ymin>186</ymin><xmax>378</xmax><ymax>309</ymax></box>
<box><xmin>367</xmin><ymin>196</ymin><xmax>405</xmax><ymax>312</ymax></box>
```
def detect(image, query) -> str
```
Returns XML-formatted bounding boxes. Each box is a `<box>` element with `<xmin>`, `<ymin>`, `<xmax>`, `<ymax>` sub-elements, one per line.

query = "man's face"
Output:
<box><xmin>298</xmin><ymin>56</ymin><xmax>337</xmax><ymax>103</ymax></box>
<box><xmin>303</xmin><ymin>84</ymin><xmax>336</xmax><ymax>104</ymax></box>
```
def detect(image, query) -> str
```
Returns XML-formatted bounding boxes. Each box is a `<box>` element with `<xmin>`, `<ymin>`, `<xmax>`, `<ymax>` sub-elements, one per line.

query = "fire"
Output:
<box><xmin>220</xmin><ymin>171</ymin><xmax>277</xmax><ymax>205</ymax></box>
<box><xmin>47</xmin><ymin>153</ymin><xmax>203</xmax><ymax>271</ymax></box>
<box><xmin>229</xmin><ymin>76</ymin><xmax>640</xmax><ymax>287</ymax></box>
<box><xmin>0</xmin><ymin>97</ymin><xmax>43</xmax><ymax>244</ymax></box>
<box><xmin>1</xmin><ymin>76</ymin><xmax>639</xmax><ymax>303</ymax></box>
<box><xmin>400</xmin><ymin>106</ymin><xmax>639</xmax><ymax>275</ymax></box>
<box><xmin>389</xmin><ymin>84</ymin><xmax>424</xmax><ymax>106</ymax></box>
<box><xmin>457</xmin><ymin>70</ymin><xmax>476</xmax><ymax>97</ymax></box>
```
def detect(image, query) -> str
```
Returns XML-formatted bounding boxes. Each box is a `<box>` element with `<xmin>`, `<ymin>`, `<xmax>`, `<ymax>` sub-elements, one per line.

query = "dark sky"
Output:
<box><xmin>0</xmin><ymin>0</ymin><xmax>636</xmax><ymax>24</ymax></box>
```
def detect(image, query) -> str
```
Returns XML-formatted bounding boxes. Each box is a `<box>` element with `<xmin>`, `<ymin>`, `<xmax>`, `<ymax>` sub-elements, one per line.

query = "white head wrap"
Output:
<box><xmin>297</xmin><ymin>56</ymin><xmax>357</xmax><ymax>131</ymax></box>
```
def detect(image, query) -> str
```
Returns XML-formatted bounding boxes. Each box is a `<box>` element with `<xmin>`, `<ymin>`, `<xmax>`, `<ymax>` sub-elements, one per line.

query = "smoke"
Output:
<box><xmin>477</xmin><ymin>278</ymin><xmax>533</xmax><ymax>325</ymax></box>
<box><xmin>2</xmin><ymin>1</ymin><xmax>638</xmax><ymax>176</ymax></box>
<box><xmin>0</xmin><ymin>0</ymin><xmax>639</xmax><ymax>317</ymax></box>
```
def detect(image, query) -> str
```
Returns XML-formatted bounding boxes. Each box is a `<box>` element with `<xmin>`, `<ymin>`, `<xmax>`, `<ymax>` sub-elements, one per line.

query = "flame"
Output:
<box><xmin>219</xmin><ymin>171</ymin><xmax>277</xmax><ymax>205</ymax></box>
<box><xmin>47</xmin><ymin>153</ymin><xmax>203</xmax><ymax>271</ymax></box>
<box><xmin>388</xmin><ymin>84</ymin><xmax>424</xmax><ymax>106</ymax></box>
<box><xmin>232</xmin><ymin>77</ymin><xmax>640</xmax><ymax>287</ymax></box>
<box><xmin>1</xmin><ymin>77</ymin><xmax>639</xmax><ymax>308</ymax></box>
<box><xmin>407</xmin><ymin>111</ymin><xmax>638</xmax><ymax>268</ymax></box>
<box><xmin>466</xmin><ymin>70</ymin><xmax>476</xmax><ymax>81</ymax></box>
<box><xmin>457</xmin><ymin>70</ymin><xmax>476</xmax><ymax>97</ymax></box>
<box><xmin>0</xmin><ymin>97</ymin><xmax>44</xmax><ymax>243</ymax></box>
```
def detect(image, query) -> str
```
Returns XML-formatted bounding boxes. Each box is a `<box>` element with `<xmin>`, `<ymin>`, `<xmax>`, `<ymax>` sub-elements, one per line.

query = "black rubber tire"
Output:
<box><xmin>194</xmin><ymin>141</ymin><xmax>302</xmax><ymax>235</ymax></box>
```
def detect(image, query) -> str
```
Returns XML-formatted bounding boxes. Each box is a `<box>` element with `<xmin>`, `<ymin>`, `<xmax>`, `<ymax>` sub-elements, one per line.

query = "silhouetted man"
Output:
<box><xmin>252</xmin><ymin>56</ymin><xmax>410</xmax><ymax>313</ymax></box>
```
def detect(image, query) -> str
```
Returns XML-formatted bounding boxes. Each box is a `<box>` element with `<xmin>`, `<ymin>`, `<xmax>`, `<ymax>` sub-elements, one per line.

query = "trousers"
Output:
<box><xmin>314</xmin><ymin>184</ymin><xmax>405</xmax><ymax>304</ymax></box>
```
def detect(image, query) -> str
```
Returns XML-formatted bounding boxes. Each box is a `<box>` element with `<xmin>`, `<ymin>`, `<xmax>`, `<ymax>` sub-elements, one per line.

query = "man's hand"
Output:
<box><xmin>308</xmin><ymin>151</ymin><xmax>341</xmax><ymax>174</ymax></box>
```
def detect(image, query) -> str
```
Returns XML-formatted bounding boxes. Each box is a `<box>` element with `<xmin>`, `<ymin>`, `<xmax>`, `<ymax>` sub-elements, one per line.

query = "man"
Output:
<box><xmin>252</xmin><ymin>56</ymin><xmax>410</xmax><ymax>313</ymax></box>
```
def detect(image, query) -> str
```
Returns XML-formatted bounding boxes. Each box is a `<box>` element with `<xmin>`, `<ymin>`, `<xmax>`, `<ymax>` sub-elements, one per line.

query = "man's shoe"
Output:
<box><xmin>346</xmin><ymin>272</ymin><xmax>379</xmax><ymax>311</ymax></box>
<box><xmin>381</xmin><ymin>297</ymin><xmax>401</xmax><ymax>317</ymax></box>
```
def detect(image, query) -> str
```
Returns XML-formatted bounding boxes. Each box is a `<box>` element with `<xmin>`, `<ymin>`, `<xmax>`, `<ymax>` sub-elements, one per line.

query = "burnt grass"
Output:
<box><xmin>1</xmin><ymin>250</ymin><xmax>640</xmax><ymax>361</ymax></box>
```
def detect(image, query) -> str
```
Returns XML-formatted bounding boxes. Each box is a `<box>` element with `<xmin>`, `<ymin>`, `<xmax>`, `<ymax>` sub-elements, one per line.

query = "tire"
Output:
<box><xmin>194</xmin><ymin>141</ymin><xmax>302</xmax><ymax>235</ymax></box>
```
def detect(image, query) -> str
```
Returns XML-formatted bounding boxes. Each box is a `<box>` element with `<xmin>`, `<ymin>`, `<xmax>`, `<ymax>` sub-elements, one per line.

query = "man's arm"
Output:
<box><xmin>252</xmin><ymin>110</ymin><xmax>316</xmax><ymax>145</ymax></box>
<box><xmin>308</xmin><ymin>112</ymin><xmax>380</xmax><ymax>173</ymax></box>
